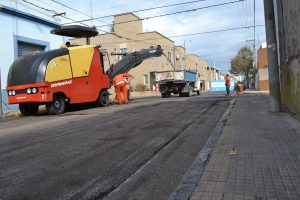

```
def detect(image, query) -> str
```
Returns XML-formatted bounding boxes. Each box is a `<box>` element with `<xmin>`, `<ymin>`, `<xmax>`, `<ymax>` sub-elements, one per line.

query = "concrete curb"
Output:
<box><xmin>2</xmin><ymin>110</ymin><xmax>21</xmax><ymax>119</ymax></box>
<box><xmin>168</xmin><ymin>99</ymin><xmax>236</xmax><ymax>200</ymax></box>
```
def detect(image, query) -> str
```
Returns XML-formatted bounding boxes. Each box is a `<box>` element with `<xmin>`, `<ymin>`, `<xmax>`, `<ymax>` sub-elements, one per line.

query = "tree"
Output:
<box><xmin>230</xmin><ymin>47</ymin><xmax>255</xmax><ymax>87</ymax></box>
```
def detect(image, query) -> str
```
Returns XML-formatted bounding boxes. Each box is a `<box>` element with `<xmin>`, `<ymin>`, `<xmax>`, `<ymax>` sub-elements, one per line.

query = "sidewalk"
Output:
<box><xmin>190</xmin><ymin>94</ymin><xmax>300</xmax><ymax>200</ymax></box>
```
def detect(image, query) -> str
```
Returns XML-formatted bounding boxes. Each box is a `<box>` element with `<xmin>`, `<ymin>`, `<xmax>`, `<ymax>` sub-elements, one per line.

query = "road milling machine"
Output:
<box><xmin>6</xmin><ymin>25</ymin><xmax>163</xmax><ymax>115</ymax></box>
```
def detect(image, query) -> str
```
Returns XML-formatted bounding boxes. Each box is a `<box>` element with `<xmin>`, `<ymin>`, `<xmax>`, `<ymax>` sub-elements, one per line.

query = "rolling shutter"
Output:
<box><xmin>17</xmin><ymin>42</ymin><xmax>45</xmax><ymax>57</ymax></box>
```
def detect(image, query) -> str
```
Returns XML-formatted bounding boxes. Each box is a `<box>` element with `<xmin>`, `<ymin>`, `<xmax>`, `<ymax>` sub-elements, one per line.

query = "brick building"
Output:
<box><xmin>257</xmin><ymin>47</ymin><xmax>269</xmax><ymax>91</ymax></box>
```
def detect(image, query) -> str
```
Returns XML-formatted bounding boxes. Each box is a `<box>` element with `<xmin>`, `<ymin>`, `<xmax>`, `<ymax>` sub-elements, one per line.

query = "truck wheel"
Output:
<box><xmin>186</xmin><ymin>86</ymin><xmax>192</xmax><ymax>97</ymax></box>
<box><xmin>46</xmin><ymin>95</ymin><xmax>66</xmax><ymax>115</ymax></box>
<box><xmin>179</xmin><ymin>91</ymin><xmax>184</xmax><ymax>97</ymax></box>
<box><xmin>96</xmin><ymin>90</ymin><xmax>109</xmax><ymax>107</ymax></box>
<box><xmin>19</xmin><ymin>103</ymin><xmax>39</xmax><ymax>116</ymax></box>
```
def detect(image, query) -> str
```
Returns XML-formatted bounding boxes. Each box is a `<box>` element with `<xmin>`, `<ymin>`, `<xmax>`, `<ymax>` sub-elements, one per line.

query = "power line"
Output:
<box><xmin>50</xmin><ymin>0</ymin><xmax>109</xmax><ymax>30</ymax></box>
<box><xmin>240</xmin><ymin>0</ymin><xmax>251</xmax><ymax>41</ymax></box>
<box><xmin>22</xmin><ymin>0</ymin><xmax>58</xmax><ymax>14</ymax></box>
<box><xmin>93</xmin><ymin>25</ymin><xmax>265</xmax><ymax>45</ymax></box>
<box><xmin>168</xmin><ymin>25</ymin><xmax>264</xmax><ymax>38</ymax></box>
<box><xmin>64</xmin><ymin>0</ymin><xmax>206</xmax><ymax>25</ymax></box>
<box><xmin>62</xmin><ymin>0</ymin><xmax>244</xmax><ymax>27</ymax></box>
<box><xmin>97</xmin><ymin>0</ymin><xmax>245</xmax><ymax>28</ymax></box>
<box><xmin>21</xmin><ymin>0</ymin><xmax>110</xmax><ymax>33</ymax></box>
<box><xmin>51</xmin><ymin>0</ymin><xmax>89</xmax><ymax>18</ymax></box>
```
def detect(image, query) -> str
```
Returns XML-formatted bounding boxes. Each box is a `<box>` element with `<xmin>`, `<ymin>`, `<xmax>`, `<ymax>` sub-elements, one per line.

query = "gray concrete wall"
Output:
<box><xmin>276</xmin><ymin>0</ymin><xmax>300</xmax><ymax>113</ymax></box>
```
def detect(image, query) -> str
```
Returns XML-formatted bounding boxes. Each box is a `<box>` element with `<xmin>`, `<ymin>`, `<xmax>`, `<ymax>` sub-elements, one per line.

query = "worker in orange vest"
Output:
<box><xmin>225</xmin><ymin>74</ymin><xmax>231</xmax><ymax>95</ymax></box>
<box><xmin>113</xmin><ymin>73</ymin><xmax>133</xmax><ymax>104</ymax></box>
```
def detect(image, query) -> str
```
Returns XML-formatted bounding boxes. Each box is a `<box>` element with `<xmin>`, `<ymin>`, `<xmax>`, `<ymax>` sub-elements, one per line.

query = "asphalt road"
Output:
<box><xmin>0</xmin><ymin>95</ymin><xmax>231</xmax><ymax>200</ymax></box>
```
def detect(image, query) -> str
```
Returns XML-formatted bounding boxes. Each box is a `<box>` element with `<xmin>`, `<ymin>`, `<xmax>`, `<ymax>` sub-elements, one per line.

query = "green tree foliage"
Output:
<box><xmin>230</xmin><ymin>47</ymin><xmax>255</xmax><ymax>87</ymax></box>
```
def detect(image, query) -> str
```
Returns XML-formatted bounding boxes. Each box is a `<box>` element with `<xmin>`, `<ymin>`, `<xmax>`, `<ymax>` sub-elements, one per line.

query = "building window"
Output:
<box><xmin>144</xmin><ymin>74</ymin><xmax>149</xmax><ymax>85</ymax></box>
<box><xmin>14</xmin><ymin>35</ymin><xmax>49</xmax><ymax>59</ymax></box>
<box><xmin>17</xmin><ymin>41</ymin><xmax>45</xmax><ymax>57</ymax></box>
<box><xmin>120</xmin><ymin>48</ymin><xmax>127</xmax><ymax>54</ymax></box>
<box><xmin>119</xmin><ymin>48</ymin><xmax>128</xmax><ymax>60</ymax></box>
<box><xmin>168</xmin><ymin>52</ymin><xmax>171</xmax><ymax>61</ymax></box>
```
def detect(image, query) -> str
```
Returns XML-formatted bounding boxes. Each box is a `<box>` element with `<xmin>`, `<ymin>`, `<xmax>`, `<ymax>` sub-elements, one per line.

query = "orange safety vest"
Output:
<box><xmin>225</xmin><ymin>76</ymin><xmax>231</xmax><ymax>86</ymax></box>
<box><xmin>113</xmin><ymin>73</ymin><xmax>133</xmax><ymax>86</ymax></box>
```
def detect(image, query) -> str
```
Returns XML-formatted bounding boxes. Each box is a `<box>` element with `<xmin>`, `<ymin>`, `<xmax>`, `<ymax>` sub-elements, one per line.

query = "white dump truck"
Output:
<box><xmin>155</xmin><ymin>70</ymin><xmax>201</xmax><ymax>98</ymax></box>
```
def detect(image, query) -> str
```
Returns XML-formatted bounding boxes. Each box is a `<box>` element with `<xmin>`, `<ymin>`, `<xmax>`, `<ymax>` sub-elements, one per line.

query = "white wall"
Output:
<box><xmin>1</xmin><ymin>0</ymin><xmax>64</xmax><ymax>24</ymax></box>
<box><xmin>0</xmin><ymin>11</ymin><xmax>65</xmax><ymax>88</ymax></box>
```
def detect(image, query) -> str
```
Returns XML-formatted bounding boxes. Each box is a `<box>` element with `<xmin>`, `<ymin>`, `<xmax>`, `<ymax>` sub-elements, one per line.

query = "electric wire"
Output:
<box><xmin>60</xmin><ymin>0</ymin><xmax>244</xmax><ymax>27</ymax></box>
<box><xmin>21</xmin><ymin>0</ymin><xmax>109</xmax><ymax>33</ymax></box>
<box><xmin>97</xmin><ymin>0</ymin><xmax>245</xmax><ymax>28</ymax></box>
<box><xmin>20</xmin><ymin>0</ymin><xmax>260</xmax><ymax>71</ymax></box>
<box><xmin>95</xmin><ymin>25</ymin><xmax>264</xmax><ymax>45</ymax></box>
<box><xmin>63</xmin><ymin>0</ymin><xmax>206</xmax><ymax>24</ymax></box>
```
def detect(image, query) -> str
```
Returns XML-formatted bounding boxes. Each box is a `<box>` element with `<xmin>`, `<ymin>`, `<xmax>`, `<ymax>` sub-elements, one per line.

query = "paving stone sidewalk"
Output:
<box><xmin>190</xmin><ymin>94</ymin><xmax>300</xmax><ymax>200</ymax></box>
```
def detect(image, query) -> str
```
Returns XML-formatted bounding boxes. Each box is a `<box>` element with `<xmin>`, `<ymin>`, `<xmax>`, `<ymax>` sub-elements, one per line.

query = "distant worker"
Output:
<box><xmin>113</xmin><ymin>73</ymin><xmax>133</xmax><ymax>104</ymax></box>
<box><xmin>225</xmin><ymin>74</ymin><xmax>231</xmax><ymax>96</ymax></box>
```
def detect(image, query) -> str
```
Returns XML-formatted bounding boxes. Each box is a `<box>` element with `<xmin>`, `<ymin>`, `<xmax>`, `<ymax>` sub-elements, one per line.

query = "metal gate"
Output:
<box><xmin>17</xmin><ymin>41</ymin><xmax>45</xmax><ymax>57</ymax></box>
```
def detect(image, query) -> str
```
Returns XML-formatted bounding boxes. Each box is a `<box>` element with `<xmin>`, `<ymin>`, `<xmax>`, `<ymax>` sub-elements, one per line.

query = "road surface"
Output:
<box><xmin>0</xmin><ymin>95</ymin><xmax>230</xmax><ymax>200</ymax></box>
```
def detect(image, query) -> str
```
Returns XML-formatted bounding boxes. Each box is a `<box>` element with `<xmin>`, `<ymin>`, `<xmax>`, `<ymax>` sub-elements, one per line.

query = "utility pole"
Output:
<box><xmin>263</xmin><ymin>0</ymin><xmax>281</xmax><ymax>112</ymax></box>
<box><xmin>0</xmin><ymin>65</ymin><xmax>3</xmax><ymax>118</ymax></box>
<box><xmin>253</xmin><ymin>0</ymin><xmax>256</xmax><ymax>54</ymax></box>
<box><xmin>253</xmin><ymin>0</ymin><xmax>256</xmax><ymax>63</ymax></box>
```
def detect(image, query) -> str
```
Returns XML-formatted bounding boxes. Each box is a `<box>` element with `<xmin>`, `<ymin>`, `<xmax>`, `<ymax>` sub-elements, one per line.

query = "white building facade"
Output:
<box><xmin>0</xmin><ymin>0</ymin><xmax>68</xmax><ymax>89</ymax></box>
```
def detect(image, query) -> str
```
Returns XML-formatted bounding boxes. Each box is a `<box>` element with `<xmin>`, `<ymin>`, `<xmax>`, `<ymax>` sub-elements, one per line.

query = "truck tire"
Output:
<box><xmin>46</xmin><ymin>95</ymin><xmax>66</xmax><ymax>115</ymax></box>
<box><xmin>186</xmin><ymin>85</ymin><xmax>192</xmax><ymax>97</ymax></box>
<box><xmin>19</xmin><ymin>103</ymin><xmax>39</xmax><ymax>116</ymax></box>
<box><xmin>96</xmin><ymin>90</ymin><xmax>109</xmax><ymax>107</ymax></box>
<box><xmin>179</xmin><ymin>91</ymin><xmax>184</xmax><ymax>97</ymax></box>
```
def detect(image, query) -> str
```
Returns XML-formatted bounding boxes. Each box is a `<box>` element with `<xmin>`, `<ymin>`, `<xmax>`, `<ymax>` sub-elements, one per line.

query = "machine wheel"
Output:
<box><xmin>96</xmin><ymin>90</ymin><xmax>109</xmax><ymax>107</ymax></box>
<box><xmin>46</xmin><ymin>94</ymin><xmax>66</xmax><ymax>115</ymax></box>
<box><xmin>19</xmin><ymin>103</ymin><xmax>39</xmax><ymax>116</ymax></box>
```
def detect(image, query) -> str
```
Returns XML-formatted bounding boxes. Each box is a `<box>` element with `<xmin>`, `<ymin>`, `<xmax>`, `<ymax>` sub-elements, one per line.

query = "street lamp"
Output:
<box><xmin>184</xmin><ymin>40</ymin><xmax>191</xmax><ymax>70</ymax></box>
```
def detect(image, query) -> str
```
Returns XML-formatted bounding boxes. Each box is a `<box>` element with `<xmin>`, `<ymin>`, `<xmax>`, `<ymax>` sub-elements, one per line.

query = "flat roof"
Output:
<box><xmin>114</xmin><ymin>12</ymin><xmax>141</xmax><ymax>20</ymax></box>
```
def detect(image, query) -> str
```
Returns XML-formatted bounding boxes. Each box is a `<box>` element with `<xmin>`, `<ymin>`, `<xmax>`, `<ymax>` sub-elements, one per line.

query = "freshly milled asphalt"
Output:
<box><xmin>0</xmin><ymin>95</ymin><xmax>230</xmax><ymax>200</ymax></box>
